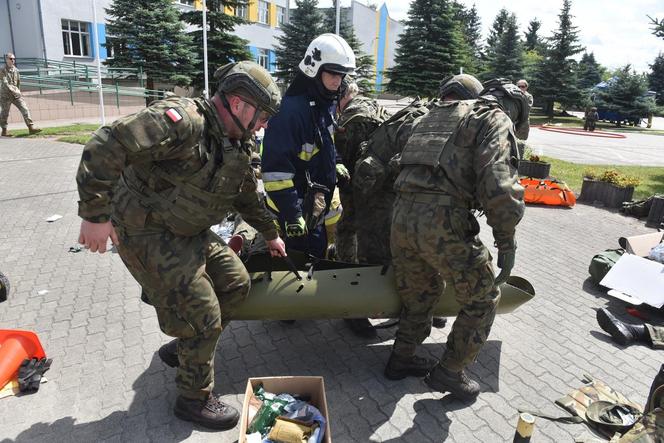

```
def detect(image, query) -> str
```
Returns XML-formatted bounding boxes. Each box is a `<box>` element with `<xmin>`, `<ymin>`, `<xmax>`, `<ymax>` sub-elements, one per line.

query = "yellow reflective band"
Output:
<box><xmin>266</xmin><ymin>197</ymin><xmax>280</xmax><ymax>213</ymax></box>
<box><xmin>324</xmin><ymin>212</ymin><xmax>341</xmax><ymax>226</ymax></box>
<box><xmin>298</xmin><ymin>143</ymin><xmax>320</xmax><ymax>161</ymax></box>
<box><xmin>264</xmin><ymin>179</ymin><xmax>294</xmax><ymax>192</ymax></box>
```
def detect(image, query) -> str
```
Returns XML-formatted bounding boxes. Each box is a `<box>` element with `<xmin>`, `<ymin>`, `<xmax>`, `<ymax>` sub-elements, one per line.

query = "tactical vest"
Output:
<box><xmin>338</xmin><ymin>96</ymin><xmax>390</xmax><ymax>129</ymax></box>
<box><xmin>400</xmin><ymin>100</ymin><xmax>476</xmax><ymax>169</ymax></box>
<box><xmin>117</xmin><ymin>98</ymin><xmax>252</xmax><ymax>237</ymax></box>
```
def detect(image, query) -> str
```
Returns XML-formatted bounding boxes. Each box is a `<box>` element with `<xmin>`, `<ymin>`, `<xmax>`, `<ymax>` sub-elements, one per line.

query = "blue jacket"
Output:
<box><xmin>262</xmin><ymin>93</ymin><xmax>338</xmax><ymax>223</ymax></box>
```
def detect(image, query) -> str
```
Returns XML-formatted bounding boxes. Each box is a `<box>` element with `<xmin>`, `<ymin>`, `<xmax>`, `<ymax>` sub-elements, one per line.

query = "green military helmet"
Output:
<box><xmin>214</xmin><ymin>61</ymin><xmax>281</xmax><ymax>116</ymax></box>
<box><xmin>481</xmin><ymin>78</ymin><xmax>530</xmax><ymax>138</ymax></box>
<box><xmin>439</xmin><ymin>74</ymin><xmax>483</xmax><ymax>100</ymax></box>
<box><xmin>585</xmin><ymin>401</ymin><xmax>642</xmax><ymax>433</ymax></box>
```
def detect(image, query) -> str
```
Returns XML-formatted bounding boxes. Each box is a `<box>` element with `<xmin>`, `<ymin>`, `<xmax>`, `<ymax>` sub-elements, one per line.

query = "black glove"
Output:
<box><xmin>18</xmin><ymin>357</ymin><xmax>52</xmax><ymax>393</ymax></box>
<box><xmin>495</xmin><ymin>249</ymin><xmax>516</xmax><ymax>286</ymax></box>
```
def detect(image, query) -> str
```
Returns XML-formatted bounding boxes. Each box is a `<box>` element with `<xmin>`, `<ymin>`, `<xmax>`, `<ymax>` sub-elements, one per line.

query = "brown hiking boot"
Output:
<box><xmin>1</xmin><ymin>128</ymin><xmax>7</xmax><ymax>137</ymax></box>
<box><xmin>425</xmin><ymin>365</ymin><xmax>480</xmax><ymax>400</ymax></box>
<box><xmin>158</xmin><ymin>339</ymin><xmax>179</xmax><ymax>367</ymax></box>
<box><xmin>28</xmin><ymin>125</ymin><xmax>42</xmax><ymax>135</ymax></box>
<box><xmin>174</xmin><ymin>393</ymin><xmax>240</xmax><ymax>430</ymax></box>
<box><xmin>384</xmin><ymin>353</ymin><xmax>436</xmax><ymax>380</ymax></box>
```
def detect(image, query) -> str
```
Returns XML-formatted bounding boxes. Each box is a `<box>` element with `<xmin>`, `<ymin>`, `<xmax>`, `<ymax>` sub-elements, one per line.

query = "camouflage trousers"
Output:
<box><xmin>646</xmin><ymin>324</ymin><xmax>664</xmax><ymax>349</ymax></box>
<box><xmin>336</xmin><ymin>189</ymin><xmax>357</xmax><ymax>263</ymax></box>
<box><xmin>0</xmin><ymin>94</ymin><xmax>33</xmax><ymax>128</ymax></box>
<box><xmin>114</xmin><ymin>224</ymin><xmax>250</xmax><ymax>401</ymax></box>
<box><xmin>390</xmin><ymin>195</ymin><xmax>500</xmax><ymax>372</ymax></box>
<box><xmin>355</xmin><ymin>191</ymin><xmax>395</xmax><ymax>266</ymax></box>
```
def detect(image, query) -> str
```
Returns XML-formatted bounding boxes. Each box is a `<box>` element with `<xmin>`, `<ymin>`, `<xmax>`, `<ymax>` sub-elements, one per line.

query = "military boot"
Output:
<box><xmin>384</xmin><ymin>353</ymin><xmax>436</xmax><ymax>380</ymax></box>
<box><xmin>174</xmin><ymin>393</ymin><xmax>240</xmax><ymax>430</ymax></box>
<box><xmin>158</xmin><ymin>339</ymin><xmax>179</xmax><ymax>367</ymax></box>
<box><xmin>1</xmin><ymin>128</ymin><xmax>7</xmax><ymax>137</ymax></box>
<box><xmin>28</xmin><ymin>125</ymin><xmax>42</xmax><ymax>135</ymax></box>
<box><xmin>345</xmin><ymin>318</ymin><xmax>377</xmax><ymax>338</ymax></box>
<box><xmin>425</xmin><ymin>365</ymin><xmax>480</xmax><ymax>400</ymax></box>
<box><xmin>596</xmin><ymin>308</ymin><xmax>648</xmax><ymax>346</ymax></box>
<box><xmin>432</xmin><ymin>317</ymin><xmax>447</xmax><ymax>328</ymax></box>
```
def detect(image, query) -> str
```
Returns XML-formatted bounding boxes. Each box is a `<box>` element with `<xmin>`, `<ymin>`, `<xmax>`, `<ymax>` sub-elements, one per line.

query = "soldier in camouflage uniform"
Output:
<box><xmin>0</xmin><ymin>53</ymin><xmax>40</xmax><ymax>136</ymax></box>
<box><xmin>76</xmin><ymin>61</ymin><xmax>285</xmax><ymax>430</ymax></box>
<box><xmin>384</xmin><ymin>75</ymin><xmax>525</xmax><ymax>401</ymax></box>
<box><xmin>597</xmin><ymin>308</ymin><xmax>664</xmax><ymax>349</ymax></box>
<box><xmin>335</xmin><ymin>81</ymin><xmax>389</xmax><ymax>337</ymax></box>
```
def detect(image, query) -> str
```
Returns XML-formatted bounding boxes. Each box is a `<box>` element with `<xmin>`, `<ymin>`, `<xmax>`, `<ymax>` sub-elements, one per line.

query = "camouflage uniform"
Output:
<box><xmin>0</xmin><ymin>65</ymin><xmax>34</xmax><ymax>129</ymax></box>
<box><xmin>334</xmin><ymin>95</ymin><xmax>388</xmax><ymax>262</ymax></box>
<box><xmin>390</xmin><ymin>98</ymin><xmax>524</xmax><ymax>371</ymax></box>
<box><xmin>76</xmin><ymin>96</ymin><xmax>277</xmax><ymax>401</ymax></box>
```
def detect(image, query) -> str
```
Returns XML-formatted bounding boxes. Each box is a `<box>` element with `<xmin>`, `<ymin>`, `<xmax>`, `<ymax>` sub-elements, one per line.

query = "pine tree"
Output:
<box><xmin>273</xmin><ymin>0</ymin><xmax>323</xmax><ymax>85</ymax></box>
<box><xmin>452</xmin><ymin>2</ymin><xmax>482</xmax><ymax>74</ymax></box>
<box><xmin>485</xmin><ymin>9</ymin><xmax>509</xmax><ymax>51</ymax></box>
<box><xmin>650</xmin><ymin>15</ymin><xmax>664</xmax><ymax>39</ymax></box>
<box><xmin>322</xmin><ymin>2</ymin><xmax>375</xmax><ymax>93</ymax></box>
<box><xmin>524</xmin><ymin>19</ymin><xmax>543</xmax><ymax>52</ymax></box>
<box><xmin>105</xmin><ymin>0</ymin><xmax>197</xmax><ymax>89</ymax></box>
<box><xmin>181</xmin><ymin>0</ymin><xmax>251</xmax><ymax>92</ymax></box>
<box><xmin>532</xmin><ymin>0</ymin><xmax>584</xmax><ymax>116</ymax></box>
<box><xmin>577</xmin><ymin>52</ymin><xmax>604</xmax><ymax>90</ymax></box>
<box><xmin>483</xmin><ymin>11</ymin><xmax>522</xmax><ymax>81</ymax></box>
<box><xmin>648</xmin><ymin>53</ymin><xmax>664</xmax><ymax>106</ymax></box>
<box><xmin>595</xmin><ymin>65</ymin><xmax>657</xmax><ymax>125</ymax></box>
<box><xmin>386</xmin><ymin>0</ymin><xmax>467</xmax><ymax>97</ymax></box>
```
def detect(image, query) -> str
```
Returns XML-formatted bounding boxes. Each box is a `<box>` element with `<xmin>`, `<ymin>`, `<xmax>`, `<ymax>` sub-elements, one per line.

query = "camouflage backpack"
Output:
<box><xmin>353</xmin><ymin>98</ymin><xmax>430</xmax><ymax>196</ymax></box>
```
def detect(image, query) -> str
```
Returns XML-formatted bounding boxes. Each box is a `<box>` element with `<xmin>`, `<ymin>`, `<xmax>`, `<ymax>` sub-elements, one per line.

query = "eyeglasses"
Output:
<box><xmin>518</xmin><ymin>85</ymin><xmax>527</xmax><ymax>89</ymax></box>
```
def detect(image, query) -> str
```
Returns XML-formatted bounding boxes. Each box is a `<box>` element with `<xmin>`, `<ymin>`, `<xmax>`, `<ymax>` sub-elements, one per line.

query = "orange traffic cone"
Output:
<box><xmin>0</xmin><ymin>330</ymin><xmax>46</xmax><ymax>390</ymax></box>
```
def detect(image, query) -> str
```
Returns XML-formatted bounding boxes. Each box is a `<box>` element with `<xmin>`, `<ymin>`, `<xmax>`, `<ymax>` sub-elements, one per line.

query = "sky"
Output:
<box><xmin>311</xmin><ymin>0</ymin><xmax>664</xmax><ymax>74</ymax></box>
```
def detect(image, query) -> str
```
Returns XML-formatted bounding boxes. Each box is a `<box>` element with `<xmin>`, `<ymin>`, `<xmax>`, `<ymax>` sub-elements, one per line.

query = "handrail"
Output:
<box><xmin>14</xmin><ymin>57</ymin><xmax>144</xmax><ymax>86</ymax></box>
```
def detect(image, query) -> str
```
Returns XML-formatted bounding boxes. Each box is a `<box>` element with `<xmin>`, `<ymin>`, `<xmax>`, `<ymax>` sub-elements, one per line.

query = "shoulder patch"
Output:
<box><xmin>165</xmin><ymin>108</ymin><xmax>183</xmax><ymax>123</ymax></box>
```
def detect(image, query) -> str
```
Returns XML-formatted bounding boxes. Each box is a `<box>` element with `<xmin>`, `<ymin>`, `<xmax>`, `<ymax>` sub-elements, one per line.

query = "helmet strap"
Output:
<box><xmin>220</xmin><ymin>93</ymin><xmax>260</xmax><ymax>141</ymax></box>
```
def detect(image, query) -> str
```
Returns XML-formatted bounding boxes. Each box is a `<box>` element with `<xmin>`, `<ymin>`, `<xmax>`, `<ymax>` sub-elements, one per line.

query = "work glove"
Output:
<box><xmin>285</xmin><ymin>216</ymin><xmax>307</xmax><ymax>238</ymax></box>
<box><xmin>336</xmin><ymin>163</ymin><xmax>350</xmax><ymax>181</ymax></box>
<box><xmin>495</xmin><ymin>249</ymin><xmax>516</xmax><ymax>286</ymax></box>
<box><xmin>18</xmin><ymin>357</ymin><xmax>53</xmax><ymax>393</ymax></box>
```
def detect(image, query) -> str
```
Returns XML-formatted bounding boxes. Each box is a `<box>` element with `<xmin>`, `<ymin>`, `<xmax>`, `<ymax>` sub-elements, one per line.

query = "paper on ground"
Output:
<box><xmin>600</xmin><ymin>254</ymin><xmax>664</xmax><ymax>308</ymax></box>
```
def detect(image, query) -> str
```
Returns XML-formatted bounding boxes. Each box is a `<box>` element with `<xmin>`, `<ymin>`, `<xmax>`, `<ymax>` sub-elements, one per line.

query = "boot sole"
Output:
<box><xmin>596</xmin><ymin>309</ymin><xmax>631</xmax><ymax>346</ymax></box>
<box><xmin>424</xmin><ymin>375</ymin><xmax>480</xmax><ymax>400</ymax></box>
<box><xmin>173</xmin><ymin>406</ymin><xmax>239</xmax><ymax>430</ymax></box>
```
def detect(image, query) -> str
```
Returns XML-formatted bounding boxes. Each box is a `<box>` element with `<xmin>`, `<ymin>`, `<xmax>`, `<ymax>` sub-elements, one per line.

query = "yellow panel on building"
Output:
<box><xmin>248</xmin><ymin>1</ymin><xmax>258</xmax><ymax>22</ymax></box>
<box><xmin>269</xmin><ymin>2</ymin><xmax>277</xmax><ymax>27</ymax></box>
<box><xmin>194</xmin><ymin>0</ymin><xmax>202</xmax><ymax>10</ymax></box>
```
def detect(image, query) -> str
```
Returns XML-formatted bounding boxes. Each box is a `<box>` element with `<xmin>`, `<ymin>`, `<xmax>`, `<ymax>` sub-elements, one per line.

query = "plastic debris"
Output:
<box><xmin>45</xmin><ymin>214</ymin><xmax>63</xmax><ymax>223</ymax></box>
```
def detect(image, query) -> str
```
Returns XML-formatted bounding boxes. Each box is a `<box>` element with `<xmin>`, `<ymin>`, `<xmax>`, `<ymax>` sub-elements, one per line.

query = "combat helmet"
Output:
<box><xmin>481</xmin><ymin>78</ymin><xmax>530</xmax><ymax>139</ymax></box>
<box><xmin>585</xmin><ymin>401</ymin><xmax>641</xmax><ymax>433</ymax></box>
<box><xmin>439</xmin><ymin>74</ymin><xmax>483</xmax><ymax>100</ymax></box>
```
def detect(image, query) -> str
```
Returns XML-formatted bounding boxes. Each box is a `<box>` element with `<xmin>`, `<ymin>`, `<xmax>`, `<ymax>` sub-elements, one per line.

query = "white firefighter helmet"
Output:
<box><xmin>298</xmin><ymin>33</ymin><xmax>356</xmax><ymax>78</ymax></box>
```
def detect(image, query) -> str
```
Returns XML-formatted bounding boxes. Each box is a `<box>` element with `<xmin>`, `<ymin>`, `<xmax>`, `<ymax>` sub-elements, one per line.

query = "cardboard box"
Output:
<box><xmin>618</xmin><ymin>232</ymin><xmax>664</xmax><ymax>257</ymax></box>
<box><xmin>239</xmin><ymin>376</ymin><xmax>331</xmax><ymax>443</ymax></box>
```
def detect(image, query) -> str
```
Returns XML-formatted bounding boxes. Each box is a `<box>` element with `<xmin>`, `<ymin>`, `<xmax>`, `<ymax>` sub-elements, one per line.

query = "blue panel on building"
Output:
<box><xmin>375</xmin><ymin>5</ymin><xmax>388</xmax><ymax>92</ymax></box>
<box><xmin>91</xmin><ymin>23</ymin><xmax>108</xmax><ymax>59</ymax></box>
<box><xmin>268</xmin><ymin>49</ymin><xmax>276</xmax><ymax>73</ymax></box>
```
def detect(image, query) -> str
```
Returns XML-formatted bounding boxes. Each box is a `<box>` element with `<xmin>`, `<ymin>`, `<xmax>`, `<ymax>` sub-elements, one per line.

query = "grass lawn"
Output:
<box><xmin>11</xmin><ymin>123</ymin><xmax>99</xmax><ymax>140</ymax></box>
<box><xmin>543</xmin><ymin>156</ymin><xmax>664</xmax><ymax>200</ymax></box>
<box><xmin>529</xmin><ymin>109</ymin><xmax>664</xmax><ymax>136</ymax></box>
<box><xmin>56</xmin><ymin>134</ymin><xmax>93</xmax><ymax>145</ymax></box>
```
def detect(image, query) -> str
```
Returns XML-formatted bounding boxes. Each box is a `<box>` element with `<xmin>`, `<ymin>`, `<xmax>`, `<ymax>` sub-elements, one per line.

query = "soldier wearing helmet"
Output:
<box><xmin>261</xmin><ymin>34</ymin><xmax>356</xmax><ymax>259</ymax></box>
<box><xmin>385</xmin><ymin>74</ymin><xmax>525</xmax><ymax>401</ymax></box>
<box><xmin>75</xmin><ymin>61</ymin><xmax>285</xmax><ymax>429</ymax></box>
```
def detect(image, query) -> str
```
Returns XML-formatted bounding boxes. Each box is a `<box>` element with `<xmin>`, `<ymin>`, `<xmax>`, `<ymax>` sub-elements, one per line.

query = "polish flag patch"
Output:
<box><xmin>165</xmin><ymin>108</ymin><xmax>182</xmax><ymax>123</ymax></box>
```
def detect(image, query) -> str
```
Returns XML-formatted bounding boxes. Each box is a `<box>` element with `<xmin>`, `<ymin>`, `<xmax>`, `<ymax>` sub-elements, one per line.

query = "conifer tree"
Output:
<box><xmin>105</xmin><ymin>0</ymin><xmax>197</xmax><ymax>89</ymax></box>
<box><xmin>322</xmin><ymin>2</ymin><xmax>375</xmax><ymax>93</ymax></box>
<box><xmin>181</xmin><ymin>0</ymin><xmax>251</xmax><ymax>92</ymax></box>
<box><xmin>532</xmin><ymin>0</ymin><xmax>584</xmax><ymax>116</ymax></box>
<box><xmin>595</xmin><ymin>66</ymin><xmax>657</xmax><ymax>126</ymax></box>
<box><xmin>577</xmin><ymin>52</ymin><xmax>604</xmax><ymax>90</ymax></box>
<box><xmin>386</xmin><ymin>0</ymin><xmax>467</xmax><ymax>97</ymax></box>
<box><xmin>650</xmin><ymin>15</ymin><xmax>664</xmax><ymax>39</ymax></box>
<box><xmin>273</xmin><ymin>0</ymin><xmax>323</xmax><ymax>85</ymax></box>
<box><xmin>524</xmin><ymin>19</ymin><xmax>543</xmax><ymax>52</ymax></box>
<box><xmin>453</xmin><ymin>2</ymin><xmax>482</xmax><ymax>74</ymax></box>
<box><xmin>483</xmin><ymin>11</ymin><xmax>522</xmax><ymax>81</ymax></box>
<box><xmin>648</xmin><ymin>53</ymin><xmax>664</xmax><ymax>106</ymax></box>
<box><xmin>485</xmin><ymin>9</ymin><xmax>509</xmax><ymax>51</ymax></box>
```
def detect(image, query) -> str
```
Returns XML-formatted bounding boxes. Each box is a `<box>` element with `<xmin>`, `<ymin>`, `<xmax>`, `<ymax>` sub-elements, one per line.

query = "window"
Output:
<box><xmin>62</xmin><ymin>19</ymin><xmax>90</xmax><ymax>57</ymax></box>
<box><xmin>104</xmin><ymin>37</ymin><xmax>117</xmax><ymax>59</ymax></box>
<box><xmin>276</xmin><ymin>6</ymin><xmax>286</xmax><ymax>27</ymax></box>
<box><xmin>235</xmin><ymin>3</ymin><xmax>248</xmax><ymax>19</ymax></box>
<box><xmin>257</xmin><ymin>48</ymin><xmax>269</xmax><ymax>70</ymax></box>
<box><xmin>258</xmin><ymin>0</ymin><xmax>269</xmax><ymax>24</ymax></box>
<box><xmin>175</xmin><ymin>0</ymin><xmax>194</xmax><ymax>6</ymax></box>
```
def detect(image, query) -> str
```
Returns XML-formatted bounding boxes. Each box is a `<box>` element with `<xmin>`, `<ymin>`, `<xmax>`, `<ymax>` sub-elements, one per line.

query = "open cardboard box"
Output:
<box><xmin>239</xmin><ymin>376</ymin><xmax>331</xmax><ymax>443</ymax></box>
<box><xmin>618</xmin><ymin>232</ymin><xmax>664</xmax><ymax>257</ymax></box>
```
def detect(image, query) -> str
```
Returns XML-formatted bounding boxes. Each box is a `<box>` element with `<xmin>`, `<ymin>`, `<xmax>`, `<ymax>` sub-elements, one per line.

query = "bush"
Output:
<box><xmin>583</xmin><ymin>168</ymin><xmax>641</xmax><ymax>188</ymax></box>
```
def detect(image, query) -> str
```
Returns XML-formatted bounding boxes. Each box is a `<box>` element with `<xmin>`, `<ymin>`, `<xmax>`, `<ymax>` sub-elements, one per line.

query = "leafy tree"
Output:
<box><xmin>483</xmin><ymin>11</ymin><xmax>522</xmax><ymax>81</ymax></box>
<box><xmin>577</xmin><ymin>52</ymin><xmax>604</xmax><ymax>90</ymax></box>
<box><xmin>105</xmin><ymin>0</ymin><xmax>197</xmax><ymax>89</ymax></box>
<box><xmin>532</xmin><ymin>0</ymin><xmax>584</xmax><ymax>116</ymax></box>
<box><xmin>273</xmin><ymin>0</ymin><xmax>323</xmax><ymax>85</ymax></box>
<box><xmin>595</xmin><ymin>65</ymin><xmax>657</xmax><ymax>126</ymax></box>
<box><xmin>386</xmin><ymin>0</ymin><xmax>467</xmax><ymax>97</ymax></box>
<box><xmin>524</xmin><ymin>19</ymin><xmax>544</xmax><ymax>52</ymax></box>
<box><xmin>648</xmin><ymin>53</ymin><xmax>664</xmax><ymax>106</ymax></box>
<box><xmin>452</xmin><ymin>2</ymin><xmax>482</xmax><ymax>73</ymax></box>
<box><xmin>522</xmin><ymin>50</ymin><xmax>543</xmax><ymax>92</ymax></box>
<box><xmin>181</xmin><ymin>0</ymin><xmax>251</xmax><ymax>93</ymax></box>
<box><xmin>322</xmin><ymin>2</ymin><xmax>375</xmax><ymax>93</ymax></box>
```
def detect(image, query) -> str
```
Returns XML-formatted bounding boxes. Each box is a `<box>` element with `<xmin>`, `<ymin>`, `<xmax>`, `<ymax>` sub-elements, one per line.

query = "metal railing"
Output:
<box><xmin>15</xmin><ymin>57</ymin><xmax>145</xmax><ymax>87</ymax></box>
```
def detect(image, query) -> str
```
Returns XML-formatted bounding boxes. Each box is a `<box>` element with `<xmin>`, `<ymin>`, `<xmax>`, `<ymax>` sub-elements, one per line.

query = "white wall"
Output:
<box><xmin>3</xmin><ymin>0</ymin><xmax>44</xmax><ymax>59</ymax></box>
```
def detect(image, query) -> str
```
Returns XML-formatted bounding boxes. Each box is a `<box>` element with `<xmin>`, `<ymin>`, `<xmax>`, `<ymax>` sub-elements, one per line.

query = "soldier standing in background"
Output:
<box><xmin>384</xmin><ymin>75</ymin><xmax>525</xmax><ymax>401</ymax></box>
<box><xmin>0</xmin><ymin>53</ymin><xmax>41</xmax><ymax>136</ymax></box>
<box><xmin>516</xmin><ymin>79</ymin><xmax>533</xmax><ymax>107</ymax></box>
<box><xmin>76</xmin><ymin>61</ymin><xmax>286</xmax><ymax>430</ymax></box>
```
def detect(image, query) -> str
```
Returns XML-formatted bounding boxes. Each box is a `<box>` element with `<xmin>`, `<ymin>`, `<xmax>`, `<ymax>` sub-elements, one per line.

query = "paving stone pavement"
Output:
<box><xmin>0</xmin><ymin>137</ymin><xmax>661</xmax><ymax>443</ymax></box>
